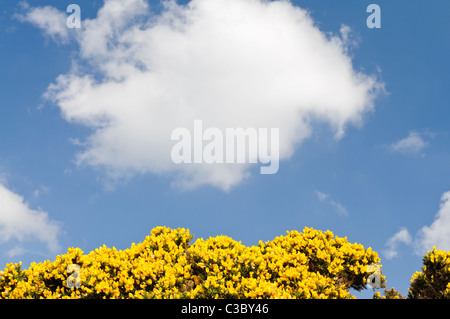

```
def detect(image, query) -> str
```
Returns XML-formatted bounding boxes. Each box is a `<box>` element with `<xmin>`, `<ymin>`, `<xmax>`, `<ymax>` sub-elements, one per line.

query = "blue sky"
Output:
<box><xmin>0</xmin><ymin>0</ymin><xmax>449</xmax><ymax>298</ymax></box>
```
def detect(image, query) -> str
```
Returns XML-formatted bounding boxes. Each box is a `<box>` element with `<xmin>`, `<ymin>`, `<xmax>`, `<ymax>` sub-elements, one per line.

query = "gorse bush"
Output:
<box><xmin>0</xmin><ymin>226</ymin><xmax>383</xmax><ymax>299</ymax></box>
<box><xmin>408</xmin><ymin>247</ymin><xmax>450</xmax><ymax>299</ymax></box>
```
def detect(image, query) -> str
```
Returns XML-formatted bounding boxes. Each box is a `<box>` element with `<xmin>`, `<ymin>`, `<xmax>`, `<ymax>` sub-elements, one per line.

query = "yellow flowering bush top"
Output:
<box><xmin>0</xmin><ymin>226</ymin><xmax>381</xmax><ymax>299</ymax></box>
<box><xmin>408</xmin><ymin>247</ymin><xmax>450</xmax><ymax>299</ymax></box>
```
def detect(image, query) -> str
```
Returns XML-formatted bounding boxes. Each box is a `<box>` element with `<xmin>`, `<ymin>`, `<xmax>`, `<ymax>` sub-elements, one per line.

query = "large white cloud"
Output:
<box><xmin>0</xmin><ymin>183</ymin><xmax>61</xmax><ymax>253</ymax></box>
<box><xmin>22</xmin><ymin>0</ymin><xmax>383</xmax><ymax>190</ymax></box>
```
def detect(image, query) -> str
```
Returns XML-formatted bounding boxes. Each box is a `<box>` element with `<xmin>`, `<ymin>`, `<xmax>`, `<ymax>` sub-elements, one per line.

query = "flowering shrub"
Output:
<box><xmin>372</xmin><ymin>287</ymin><xmax>405</xmax><ymax>299</ymax></box>
<box><xmin>0</xmin><ymin>226</ymin><xmax>381</xmax><ymax>299</ymax></box>
<box><xmin>408</xmin><ymin>247</ymin><xmax>450</xmax><ymax>299</ymax></box>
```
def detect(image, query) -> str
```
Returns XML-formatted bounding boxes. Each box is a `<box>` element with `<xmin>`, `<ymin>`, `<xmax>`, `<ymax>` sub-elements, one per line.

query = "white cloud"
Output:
<box><xmin>329</xmin><ymin>200</ymin><xmax>349</xmax><ymax>217</ymax></box>
<box><xmin>0</xmin><ymin>182</ymin><xmax>61</xmax><ymax>253</ymax></box>
<box><xmin>316</xmin><ymin>190</ymin><xmax>349</xmax><ymax>217</ymax></box>
<box><xmin>6</xmin><ymin>246</ymin><xmax>27</xmax><ymax>258</ymax></box>
<box><xmin>384</xmin><ymin>191</ymin><xmax>450</xmax><ymax>258</ymax></box>
<box><xmin>390</xmin><ymin>131</ymin><xmax>428</xmax><ymax>155</ymax></box>
<box><xmin>28</xmin><ymin>0</ymin><xmax>383</xmax><ymax>190</ymax></box>
<box><xmin>338</xmin><ymin>24</ymin><xmax>359</xmax><ymax>50</ymax></box>
<box><xmin>415</xmin><ymin>191</ymin><xmax>450</xmax><ymax>255</ymax></box>
<box><xmin>33</xmin><ymin>185</ymin><xmax>50</xmax><ymax>199</ymax></box>
<box><xmin>383</xmin><ymin>227</ymin><xmax>412</xmax><ymax>259</ymax></box>
<box><xmin>316</xmin><ymin>191</ymin><xmax>329</xmax><ymax>202</ymax></box>
<box><xmin>14</xmin><ymin>2</ymin><xmax>70</xmax><ymax>42</ymax></box>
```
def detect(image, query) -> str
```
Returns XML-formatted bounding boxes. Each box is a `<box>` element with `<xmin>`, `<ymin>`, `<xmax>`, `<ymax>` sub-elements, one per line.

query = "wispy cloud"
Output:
<box><xmin>389</xmin><ymin>131</ymin><xmax>428</xmax><ymax>155</ymax></box>
<box><xmin>6</xmin><ymin>246</ymin><xmax>27</xmax><ymax>258</ymax></box>
<box><xmin>316</xmin><ymin>190</ymin><xmax>349</xmax><ymax>217</ymax></box>
<box><xmin>383</xmin><ymin>227</ymin><xmax>412</xmax><ymax>259</ymax></box>
<box><xmin>33</xmin><ymin>185</ymin><xmax>50</xmax><ymax>199</ymax></box>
